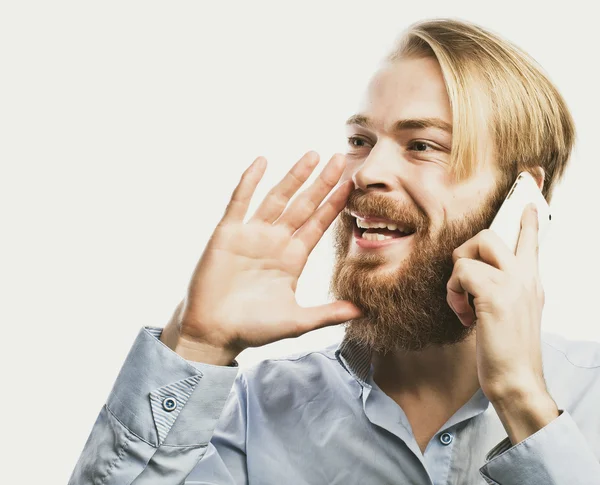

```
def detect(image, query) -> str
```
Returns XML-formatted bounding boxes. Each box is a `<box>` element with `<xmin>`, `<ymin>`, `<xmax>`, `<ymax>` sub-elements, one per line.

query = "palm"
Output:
<box><xmin>214</xmin><ymin>220</ymin><xmax>310</xmax><ymax>285</ymax></box>
<box><xmin>179</xmin><ymin>152</ymin><xmax>361</xmax><ymax>352</ymax></box>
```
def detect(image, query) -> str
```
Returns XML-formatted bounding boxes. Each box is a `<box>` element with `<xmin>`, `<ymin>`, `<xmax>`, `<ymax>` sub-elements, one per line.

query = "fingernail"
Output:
<box><xmin>529</xmin><ymin>203</ymin><xmax>538</xmax><ymax>214</ymax></box>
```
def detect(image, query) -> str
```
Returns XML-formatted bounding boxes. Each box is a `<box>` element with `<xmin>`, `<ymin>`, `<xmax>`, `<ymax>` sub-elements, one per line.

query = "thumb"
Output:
<box><xmin>294</xmin><ymin>301</ymin><xmax>363</xmax><ymax>335</ymax></box>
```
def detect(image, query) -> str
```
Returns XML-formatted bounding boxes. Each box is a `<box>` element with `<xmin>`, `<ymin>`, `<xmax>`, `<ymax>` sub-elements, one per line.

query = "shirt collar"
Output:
<box><xmin>335</xmin><ymin>332</ymin><xmax>492</xmax><ymax>420</ymax></box>
<box><xmin>335</xmin><ymin>332</ymin><xmax>373</xmax><ymax>387</ymax></box>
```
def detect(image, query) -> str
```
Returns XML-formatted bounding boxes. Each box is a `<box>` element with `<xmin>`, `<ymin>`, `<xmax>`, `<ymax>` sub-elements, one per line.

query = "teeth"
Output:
<box><xmin>356</xmin><ymin>218</ymin><xmax>406</xmax><ymax>232</ymax></box>
<box><xmin>361</xmin><ymin>232</ymin><xmax>394</xmax><ymax>241</ymax></box>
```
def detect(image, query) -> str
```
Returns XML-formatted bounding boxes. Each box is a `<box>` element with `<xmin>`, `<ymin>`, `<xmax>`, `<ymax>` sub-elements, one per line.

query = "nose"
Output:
<box><xmin>351</xmin><ymin>141</ymin><xmax>400</xmax><ymax>193</ymax></box>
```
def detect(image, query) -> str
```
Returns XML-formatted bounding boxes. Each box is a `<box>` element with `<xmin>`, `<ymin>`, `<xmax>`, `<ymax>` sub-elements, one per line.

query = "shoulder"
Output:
<box><xmin>541</xmin><ymin>332</ymin><xmax>600</xmax><ymax>435</ymax></box>
<box><xmin>242</xmin><ymin>340</ymin><xmax>342</xmax><ymax>384</ymax></box>
<box><xmin>237</xmin><ymin>340</ymin><xmax>358</xmax><ymax>411</ymax></box>
<box><xmin>541</xmin><ymin>331</ymin><xmax>600</xmax><ymax>369</ymax></box>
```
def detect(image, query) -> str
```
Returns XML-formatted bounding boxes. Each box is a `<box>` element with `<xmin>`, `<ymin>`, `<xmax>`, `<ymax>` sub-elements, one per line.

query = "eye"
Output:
<box><xmin>347</xmin><ymin>136</ymin><xmax>371</xmax><ymax>148</ymax></box>
<box><xmin>408</xmin><ymin>140</ymin><xmax>437</xmax><ymax>152</ymax></box>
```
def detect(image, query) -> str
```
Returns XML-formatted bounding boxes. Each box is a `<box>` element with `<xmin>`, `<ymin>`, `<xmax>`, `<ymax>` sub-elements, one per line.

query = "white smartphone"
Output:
<box><xmin>489</xmin><ymin>171</ymin><xmax>551</xmax><ymax>254</ymax></box>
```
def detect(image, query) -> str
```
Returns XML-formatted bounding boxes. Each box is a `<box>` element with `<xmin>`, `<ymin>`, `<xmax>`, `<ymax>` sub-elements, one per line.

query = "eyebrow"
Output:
<box><xmin>345</xmin><ymin>114</ymin><xmax>452</xmax><ymax>134</ymax></box>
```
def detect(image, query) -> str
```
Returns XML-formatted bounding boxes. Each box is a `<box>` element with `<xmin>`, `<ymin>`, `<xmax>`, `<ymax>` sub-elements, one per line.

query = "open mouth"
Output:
<box><xmin>351</xmin><ymin>212</ymin><xmax>416</xmax><ymax>242</ymax></box>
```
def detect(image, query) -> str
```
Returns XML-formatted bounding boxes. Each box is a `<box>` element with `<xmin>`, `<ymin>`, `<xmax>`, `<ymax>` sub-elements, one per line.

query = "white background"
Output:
<box><xmin>1</xmin><ymin>1</ymin><xmax>598</xmax><ymax>483</ymax></box>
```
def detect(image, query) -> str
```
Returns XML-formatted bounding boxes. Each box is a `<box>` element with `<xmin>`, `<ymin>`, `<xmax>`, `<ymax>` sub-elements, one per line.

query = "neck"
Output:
<box><xmin>372</xmin><ymin>331</ymin><xmax>480</xmax><ymax>407</ymax></box>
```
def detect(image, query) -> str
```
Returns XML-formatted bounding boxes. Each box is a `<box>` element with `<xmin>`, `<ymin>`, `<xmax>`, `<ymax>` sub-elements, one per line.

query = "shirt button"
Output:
<box><xmin>439</xmin><ymin>432</ymin><xmax>453</xmax><ymax>445</ymax></box>
<box><xmin>162</xmin><ymin>397</ymin><xmax>177</xmax><ymax>412</ymax></box>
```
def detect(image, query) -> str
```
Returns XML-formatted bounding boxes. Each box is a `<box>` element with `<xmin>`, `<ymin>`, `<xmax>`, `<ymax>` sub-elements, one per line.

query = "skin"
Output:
<box><xmin>161</xmin><ymin>56</ymin><xmax>559</xmax><ymax>455</ymax></box>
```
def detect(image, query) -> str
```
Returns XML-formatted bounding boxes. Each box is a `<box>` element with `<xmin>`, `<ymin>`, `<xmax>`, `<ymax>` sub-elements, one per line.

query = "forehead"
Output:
<box><xmin>357</xmin><ymin>57</ymin><xmax>452</xmax><ymax>131</ymax></box>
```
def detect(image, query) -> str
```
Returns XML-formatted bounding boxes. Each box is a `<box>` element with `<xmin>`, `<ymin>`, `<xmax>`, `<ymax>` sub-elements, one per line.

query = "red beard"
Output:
<box><xmin>330</xmin><ymin>182</ymin><xmax>508</xmax><ymax>354</ymax></box>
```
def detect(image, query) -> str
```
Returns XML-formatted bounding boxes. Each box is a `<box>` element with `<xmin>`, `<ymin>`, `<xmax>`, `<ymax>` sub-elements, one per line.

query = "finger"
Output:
<box><xmin>221</xmin><ymin>156</ymin><xmax>267</xmax><ymax>224</ymax></box>
<box><xmin>448</xmin><ymin>258</ymin><xmax>501</xmax><ymax>297</ymax></box>
<box><xmin>516</xmin><ymin>203</ymin><xmax>540</xmax><ymax>268</ymax></box>
<box><xmin>452</xmin><ymin>229</ymin><xmax>515</xmax><ymax>271</ymax></box>
<box><xmin>447</xmin><ymin>258</ymin><xmax>501</xmax><ymax>326</ymax></box>
<box><xmin>274</xmin><ymin>153</ymin><xmax>346</xmax><ymax>233</ymax></box>
<box><xmin>293</xmin><ymin>180</ymin><xmax>354</xmax><ymax>253</ymax></box>
<box><xmin>447</xmin><ymin>285</ymin><xmax>476</xmax><ymax>327</ymax></box>
<box><xmin>291</xmin><ymin>300</ymin><xmax>363</xmax><ymax>336</ymax></box>
<box><xmin>249</xmin><ymin>151</ymin><xmax>320</xmax><ymax>224</ymax></box>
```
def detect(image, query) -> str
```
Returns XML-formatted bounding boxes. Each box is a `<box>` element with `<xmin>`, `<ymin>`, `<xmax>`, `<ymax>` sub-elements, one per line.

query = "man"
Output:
<box><xmin>70</xmin><ymin>18</ymin><xmax>600</xmax><ymax>484</ymax></box>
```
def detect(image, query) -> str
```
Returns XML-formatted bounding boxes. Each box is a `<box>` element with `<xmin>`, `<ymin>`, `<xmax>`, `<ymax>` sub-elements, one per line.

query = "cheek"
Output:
<box><xmin>444</xmin><ymin>186</ymin><xmax>494</xmax><ymax>222</ymax></box>
<box><xmin>407</xmin><ymin>175</ymin><xmax>450</xmax><ymax>228</ymax></box>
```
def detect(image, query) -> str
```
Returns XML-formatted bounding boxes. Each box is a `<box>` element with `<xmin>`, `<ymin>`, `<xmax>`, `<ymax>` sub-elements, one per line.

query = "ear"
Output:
<box><xmin>531</xmin><ymin>166</ymin><xmax>545</xmax><ymax>191</ymax></box>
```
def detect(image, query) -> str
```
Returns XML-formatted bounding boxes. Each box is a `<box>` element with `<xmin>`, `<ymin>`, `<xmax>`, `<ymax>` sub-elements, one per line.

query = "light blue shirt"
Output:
<box><xmin>70</xmin><ymin>327</ymin><xmax>600</xmax><ymax>484</ymax></box>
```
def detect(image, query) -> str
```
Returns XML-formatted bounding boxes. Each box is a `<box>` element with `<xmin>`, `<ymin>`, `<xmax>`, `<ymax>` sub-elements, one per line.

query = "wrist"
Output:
<box><xmin>160</xmin><ymin>322</ymin><xmax>240</xmax><ymax>366</ymax></box>
<box><xmin>492</xmin><ymin>388</ymin><xmax>559</xmax><ymax>444</ymax></box>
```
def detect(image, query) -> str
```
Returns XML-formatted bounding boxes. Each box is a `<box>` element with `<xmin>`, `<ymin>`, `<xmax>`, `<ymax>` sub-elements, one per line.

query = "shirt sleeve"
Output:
<box><xmin>479</xmin><ymin>410</ymin><xmax>600</xmax><ymax>484</ymax></box>
<box><xmin>68</xmin><ymin>326</ymin><xmax>241</xmax><ymax>485</ymax></box>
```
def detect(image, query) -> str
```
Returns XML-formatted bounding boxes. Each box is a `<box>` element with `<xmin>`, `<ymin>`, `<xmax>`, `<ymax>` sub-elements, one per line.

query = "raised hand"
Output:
<box><xmin>161</xmin><ymin>151</ymin><xmax>362</xmax><ymax>365</ymax></box>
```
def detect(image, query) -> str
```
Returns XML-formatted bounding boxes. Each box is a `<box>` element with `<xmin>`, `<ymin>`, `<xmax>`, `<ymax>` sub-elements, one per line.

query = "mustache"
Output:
<box><xmin>343</xmin><ymin>190</ymin><xmax>429</xmax><ymax>233</ymax></box>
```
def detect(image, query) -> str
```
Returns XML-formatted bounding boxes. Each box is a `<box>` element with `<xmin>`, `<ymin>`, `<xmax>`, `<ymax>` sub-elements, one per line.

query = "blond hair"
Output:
<box><xmin>387</xmin><ymin>18</ymin><xmax>575</xmax><ymax>201</ymax></box>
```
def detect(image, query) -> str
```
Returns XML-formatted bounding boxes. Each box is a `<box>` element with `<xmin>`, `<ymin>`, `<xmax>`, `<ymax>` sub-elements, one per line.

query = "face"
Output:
<box><xmin>330</xmin><ymin>56</ymin><xmax>511</xmax><ymax>353</ymax></box>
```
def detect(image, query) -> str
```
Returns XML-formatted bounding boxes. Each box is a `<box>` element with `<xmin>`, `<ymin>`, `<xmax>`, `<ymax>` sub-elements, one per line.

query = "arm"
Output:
<box><xmin>68</xmin><ymin>327</ymin><xmax>241</xmax><ymax>485</ymax></box>
<box><xmin>70</xmin><ymin>151</ymin><xmax>357</xmax><ymax>484</ymax></box>
<box><xmin>449</xmin><ymin>201</ymin><xmax>600</xmax><ymax>484</ymax></box>
<box><xmin>480</xmin><ymin>410</ymin><xmax>600</xmax><ymax>484</ymax></box>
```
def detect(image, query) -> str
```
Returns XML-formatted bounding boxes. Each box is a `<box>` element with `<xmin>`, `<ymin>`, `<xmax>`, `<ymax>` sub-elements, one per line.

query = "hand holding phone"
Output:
<box><xmin>489</xmin><ymin>171</ymin><xmax>551</xmax><ymax>253</ymax></box>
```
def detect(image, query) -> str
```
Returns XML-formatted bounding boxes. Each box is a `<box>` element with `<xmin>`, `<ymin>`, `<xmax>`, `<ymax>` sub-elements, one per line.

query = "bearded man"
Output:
<box><xmin>70</xmin><ymin>18</ymin><xmax>600</xmax><ymax>485</ymax></box>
